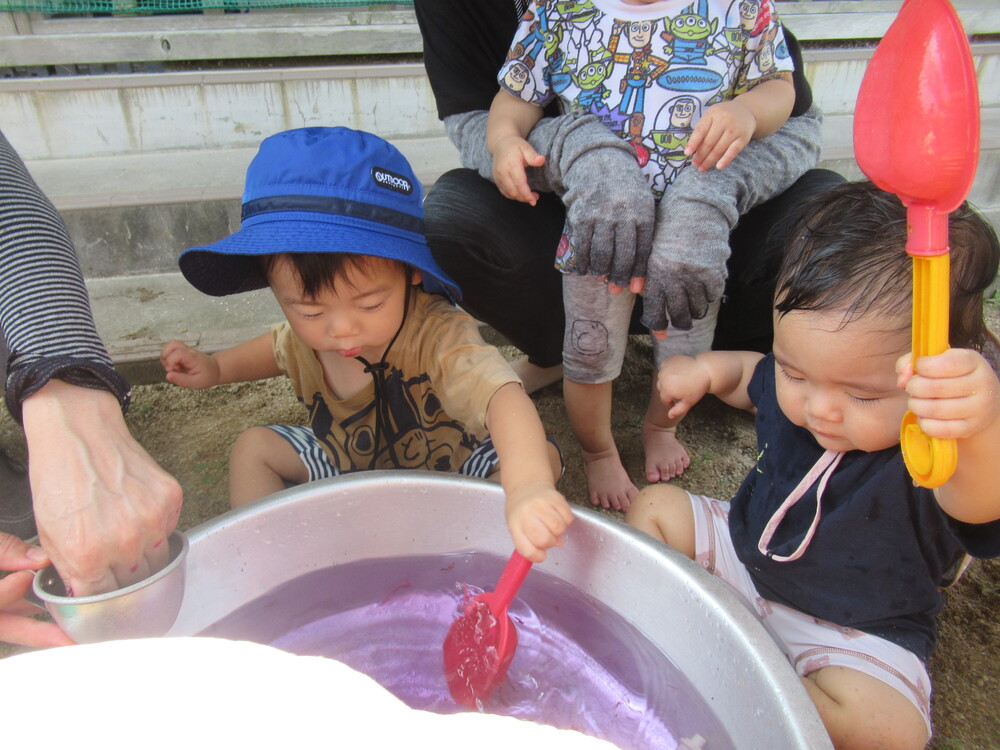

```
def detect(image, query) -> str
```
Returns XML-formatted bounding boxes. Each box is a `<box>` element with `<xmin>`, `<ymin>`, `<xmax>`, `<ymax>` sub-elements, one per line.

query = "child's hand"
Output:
<box><xmin>491</xmin><ymin>135</ymin><xmax>545</xmax><ymax>206</ymax></box>
<box><xmin>897</xmin><ymin>348</ymin><xmax>1000</xmax><ymax>439</ymax></box>
<box><xmin>685</xmin><ymin>100</ymin><xmax>756</xmax><ymax>171</ymax></box>
<box><xmin>657</xmin><ymin>354</ymin><xmax>711</xmax><ymax>420</ymax></box>
<box><xmin>161</xmin><ymin>339</ymin><xmax>221</xmax><ymax>390</ymax></box>
<box><xmin>505</xmin><ymin>480</ymin><xmax>574</xmax><ymax>563</ymax></box>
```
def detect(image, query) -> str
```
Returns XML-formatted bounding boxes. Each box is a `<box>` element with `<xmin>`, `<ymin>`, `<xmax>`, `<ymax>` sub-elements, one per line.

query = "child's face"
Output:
<box><xmin>772</xmin><ymin>309</ymin><xmax>911</xmax><ymax>453</ymax></box>
<box><xmin>267</xmin><ymin>256</ymin><xmax>419</xmax><ymax>361</ymax></box>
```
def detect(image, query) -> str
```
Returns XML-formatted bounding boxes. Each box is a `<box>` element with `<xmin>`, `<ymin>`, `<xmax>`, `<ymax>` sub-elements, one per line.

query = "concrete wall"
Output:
<box><xmin>2</xmin><ymin>1</ymin><xmax>999</xmax><ymax>280</ymax></box>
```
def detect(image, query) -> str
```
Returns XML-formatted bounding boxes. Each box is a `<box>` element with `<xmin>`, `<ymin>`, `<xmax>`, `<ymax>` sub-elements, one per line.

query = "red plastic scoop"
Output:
<box><xmin>853</xmin><ymin>0</ymin><xmax>979</xmax><ymax>487</ymax></box>
<box><xmin>442</xmin><ymin>550</ymin><xmax>532</xmax><ymax>708</ymax></box>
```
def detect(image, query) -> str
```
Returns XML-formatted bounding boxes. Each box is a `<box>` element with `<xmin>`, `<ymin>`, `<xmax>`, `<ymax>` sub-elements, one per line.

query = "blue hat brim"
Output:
<box><xmin>179</xmin><ymin>213</ymin><xmax>461</xmax><ymax>302</ymax></box>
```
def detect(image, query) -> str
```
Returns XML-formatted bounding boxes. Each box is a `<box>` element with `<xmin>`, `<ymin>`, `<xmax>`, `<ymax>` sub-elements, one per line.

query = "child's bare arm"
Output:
<box><xmin>658</xmin><ymin>350</ymin><xmax>764</xmax><ymax>419</ymax></box>
<box><xmin>161</xmin><ymin>332</ymin><xmax>279</xmax><ymax>389</ymax></box>
<box><xmin>687</xmin><ymin>76</ymin><xmax>795</xmax><ymax>171</ymax></box>
<box><xmin>899</xmin><ymin>349</ymin><xmax>1000</xmax><ymax>522</ymax></box>
<box><xmin>486</xmin><ymin>382</ymin><xmax>573</xmax><ymax>563</ymax></box>
<box><xmin>487</xmin><ymin>90</ymin><xmax>546</xmax><ymax>205</ymax></box>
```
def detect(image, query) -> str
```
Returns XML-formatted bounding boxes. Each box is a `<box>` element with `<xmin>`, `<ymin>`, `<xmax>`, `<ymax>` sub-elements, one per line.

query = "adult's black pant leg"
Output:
<box><xmin>424</xmin><ymin>169</ymin><xmax>567</xmax><ymax>368</ymax></box>
<box><xmin>716</xmin><ymin>168</ymin><xmax>848</xmax><ymax>353</ymax></box>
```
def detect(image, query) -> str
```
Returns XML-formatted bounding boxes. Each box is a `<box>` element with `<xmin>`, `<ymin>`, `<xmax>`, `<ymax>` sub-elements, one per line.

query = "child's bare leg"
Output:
<box><xmin>509</xmin><ymin>356</ymin><xmax>564</xmax><ymax>395</ymax></box>
<box><xmin>645</xmin><ymin>301</ymin><xmax>720</xmax><ymax>482</ymax></box>
<box><xmin>803</xmin><ymin>667</ymin><xmax>929</xmax><ymax>750</ymax></box>
<box><xmin>229</xmin><ymin>426</ymin><xmax>309</xmax><ymax>508</ymax></box>
<box><xmin>642</xmin><ymin>380</ymin><xmax>691</xmax><ymax>482</ymax></box>
<box><xmin>564</xmin><ymin>378</ymin><xmax>637</xmax><ymax>511</ymax></box>
<box><xmin>624</xmin><ymin>484</ymin><xmax>696</xmax><ymax>558</ymax></box>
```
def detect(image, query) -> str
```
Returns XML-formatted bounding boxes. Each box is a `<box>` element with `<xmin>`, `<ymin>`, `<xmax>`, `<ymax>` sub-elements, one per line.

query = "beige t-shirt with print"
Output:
<box><xmin>272</xmin><ymin>291</ymin><xmax>520</xmax><ymax>473</ymax></box>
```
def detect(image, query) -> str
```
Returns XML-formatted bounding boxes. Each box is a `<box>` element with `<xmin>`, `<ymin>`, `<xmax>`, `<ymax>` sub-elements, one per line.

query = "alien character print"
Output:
<box><xmin>499</xmin><ymin>0</ymin><xmax>794</xmax><ymax>270</ymax></box>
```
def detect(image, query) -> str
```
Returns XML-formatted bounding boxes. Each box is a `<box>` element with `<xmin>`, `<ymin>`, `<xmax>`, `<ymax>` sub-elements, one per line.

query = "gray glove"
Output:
<box><xmin>442</xmin><ymin>111</ymin><xmax>655</xmax><ymax>286</ymax></box>
<box><xmin>640</xmin><ymin>106</ymin><xmax>825</xmax><ymax>332</ymax></box>
<box><xmin>640</xmin><ymin>187</ymin><xmax>731</xmax><ymax>333</ymax></box>
<box><xmin>543</xmin><ymin>114</ymin><xmax>655</xmax><ymax>286</ymax></box>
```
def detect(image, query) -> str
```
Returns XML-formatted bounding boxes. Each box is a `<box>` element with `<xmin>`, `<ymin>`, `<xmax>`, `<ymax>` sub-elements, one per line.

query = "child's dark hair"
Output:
<box><xmin>259</xmin><ymin>253</ymin><xmax>410</xmax><ymax>299</ymax></box>
<box><xmin>775</xmin><ymin>180</ymin><xmax>999</xmax><ymax>360</ymax></box>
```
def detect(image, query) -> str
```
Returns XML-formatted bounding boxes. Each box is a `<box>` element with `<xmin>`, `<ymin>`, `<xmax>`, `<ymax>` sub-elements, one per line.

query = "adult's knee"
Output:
<box><xmin>424</xmin><ymin>169</ymin><xmax>504</xmax><ymax>233</ymax></box>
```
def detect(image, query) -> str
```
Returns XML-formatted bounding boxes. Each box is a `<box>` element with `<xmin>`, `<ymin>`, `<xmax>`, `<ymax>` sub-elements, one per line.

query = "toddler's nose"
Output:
<box><xmin>805</xmin><ymin>390</ymin><xmax>842</xmax><ymax>424</ymax></box>
<box><xmin>327</xmin><ymin>315</ymin><xmax>358</xmax><ymax>340</ymax></box>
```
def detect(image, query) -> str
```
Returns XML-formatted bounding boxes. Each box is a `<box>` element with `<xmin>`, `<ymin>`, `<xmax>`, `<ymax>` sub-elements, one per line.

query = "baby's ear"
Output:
<box><xmin>411</xmin><ymin>269</ymin><xmax>422</xmax><ymax>286</ymax></box>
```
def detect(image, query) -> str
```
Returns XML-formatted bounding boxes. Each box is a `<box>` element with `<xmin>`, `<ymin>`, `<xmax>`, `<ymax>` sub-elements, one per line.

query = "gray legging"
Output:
<box><xmin>562</xmin><ymin>272</ymin><xmax>720</xmax><ymax>383</ymax></box>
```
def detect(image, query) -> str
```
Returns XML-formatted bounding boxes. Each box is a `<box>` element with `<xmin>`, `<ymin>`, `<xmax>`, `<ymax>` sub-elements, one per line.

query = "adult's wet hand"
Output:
<box><xmin>0</xmin><ymin>532</ymin><xmax>74</xmax><ymax>646</ymax></box>
<box><xmin>22</xmin><ymin>381</ymin><xmax>183</xmax><ymax>597</ymax></box>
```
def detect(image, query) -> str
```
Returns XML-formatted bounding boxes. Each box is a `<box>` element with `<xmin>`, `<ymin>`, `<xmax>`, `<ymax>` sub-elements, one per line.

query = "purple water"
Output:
<box><xmin>200</xmin><ymin>552</ymin><xmax>732</xmax><ymax>750</ymax></box>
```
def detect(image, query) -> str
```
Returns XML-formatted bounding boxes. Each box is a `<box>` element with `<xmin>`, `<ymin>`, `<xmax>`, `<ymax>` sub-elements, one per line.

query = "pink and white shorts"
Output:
<box><xmin>688</xmin><ymin>492</ymin><xmax>932</xmax><ymax>735</ymax></box>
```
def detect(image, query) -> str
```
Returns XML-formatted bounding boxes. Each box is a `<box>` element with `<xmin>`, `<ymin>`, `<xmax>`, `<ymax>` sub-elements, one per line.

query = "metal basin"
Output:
<box><xmin>168</xmin><ymin>471</ymin><xmax>831</xmax><ymax>749</ymax></box>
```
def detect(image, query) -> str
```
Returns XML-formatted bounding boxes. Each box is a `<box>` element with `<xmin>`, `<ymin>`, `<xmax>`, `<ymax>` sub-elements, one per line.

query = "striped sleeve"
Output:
<box><xmin>0</xmin><ymin>129</ymin><xmax>130</xmax><ymax>422</ymax></box>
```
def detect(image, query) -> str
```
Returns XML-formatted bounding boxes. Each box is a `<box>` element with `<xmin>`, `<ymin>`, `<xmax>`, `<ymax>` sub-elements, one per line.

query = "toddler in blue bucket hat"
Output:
<box><xmin>162</xmin><ymin>127</ymin><xmax>572</xmax><ymax>562</ymax></box>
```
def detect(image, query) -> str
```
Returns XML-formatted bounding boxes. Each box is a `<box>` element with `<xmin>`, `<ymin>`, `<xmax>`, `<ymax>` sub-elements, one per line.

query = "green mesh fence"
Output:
<box><xmin>0</xmin><ymin>0</ymin><xmax>410</xmax><ymax>15</ymax></box>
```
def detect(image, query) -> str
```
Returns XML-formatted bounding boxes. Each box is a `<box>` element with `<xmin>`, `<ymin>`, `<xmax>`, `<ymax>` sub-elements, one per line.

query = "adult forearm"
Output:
<box><xmin>23</xmin><ymin>380</ymin><xmax>182</xmax><ymax>596</ymax></box>
<box><xmin>443</xmin><ymin>109</ymin><xmax>638</xmax><ymax>197</ymax></box>
<box><xmin>0</xmin><ymin>130</ymin><xmax>127</xmax><ymax>421</ymax></box>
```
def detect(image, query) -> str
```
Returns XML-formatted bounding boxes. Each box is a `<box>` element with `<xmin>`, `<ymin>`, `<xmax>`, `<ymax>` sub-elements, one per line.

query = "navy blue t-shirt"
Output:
<box><xmin>729</xmin><ymin>355</ymin><xmax>1000</xmax><ymax>661</ymax></box>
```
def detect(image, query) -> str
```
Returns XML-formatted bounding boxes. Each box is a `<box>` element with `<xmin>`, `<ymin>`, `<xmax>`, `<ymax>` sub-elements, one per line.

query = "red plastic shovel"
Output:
<box><xmin>442</xmin><ymin>550</ymin><xmax>532</xmax><ymax>708</ymax></box>
<box><xmin>853</xmin><ymin>0</ymin><xmax>980</xmax><ymax>488</ymax></box>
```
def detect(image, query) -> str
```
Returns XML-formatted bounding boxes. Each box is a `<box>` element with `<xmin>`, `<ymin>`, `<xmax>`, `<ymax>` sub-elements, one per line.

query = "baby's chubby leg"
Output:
<box><xmin>624</xmin><ymin>484</ymin><xmax>696</xmax><ymax>559</ymax></box>
<box><xmin>229</xmin><ymin>426</ymin><xmax>309</xmax><ymax>508</ymax></box>
<box><xmin>803</xmin><ymin>666</ymin><xmax>929</xmax><ymax>750</ymax></box>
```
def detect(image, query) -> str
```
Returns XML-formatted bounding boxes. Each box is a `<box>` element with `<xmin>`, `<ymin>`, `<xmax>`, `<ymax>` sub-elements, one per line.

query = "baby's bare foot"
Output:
<box><xmin>582</xmin><ymin>447</ymin><xmax>638</xmax><ymax>512</ymax></box>
<box><xmin>510</xmin><ymin>356</ymin><xmax>564</xmax><ymax>395</ymax></box>
<box><xmin>642</xmin><ymin>422</ymin><xmax>691</xmax><ymax>483</ymax></box>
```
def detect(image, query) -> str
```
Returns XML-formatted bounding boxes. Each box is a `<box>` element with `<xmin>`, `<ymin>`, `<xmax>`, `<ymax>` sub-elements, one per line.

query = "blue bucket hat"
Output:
<box><xmin>178</xmin><ymin>127</ymin><xmax>460</xmax><ymax>302</ymax></box>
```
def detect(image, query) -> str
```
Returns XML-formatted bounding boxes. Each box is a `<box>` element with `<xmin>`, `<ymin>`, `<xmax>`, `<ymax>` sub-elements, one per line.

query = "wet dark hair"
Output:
<box><xmin>258</xmin><ymin>253</ymin><xmax>410</xmax><ymax>299</ymax></box>
<box><xmin>775</xmin><ymin>180</ymin><xmax>1000</xmax><ymax>361</ymax></box>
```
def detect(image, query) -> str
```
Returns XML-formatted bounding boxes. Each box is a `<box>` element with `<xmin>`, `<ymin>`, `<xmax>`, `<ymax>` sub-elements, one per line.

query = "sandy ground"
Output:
<box><xmin>2</xmin><ymin>306</ymin><xmax>999</xmax><ymax>748</ymax></box>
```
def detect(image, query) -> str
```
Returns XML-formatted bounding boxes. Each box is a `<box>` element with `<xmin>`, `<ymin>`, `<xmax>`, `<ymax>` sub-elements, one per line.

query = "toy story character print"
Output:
<box><xmin>570</xmin><ymin>46</ymin><xmax>614</xmax><ymax>112</ymax></box>
<box><xmin>728</xmin><ymin>0</ymin><xmax>788</xmax><ymax>95</ymax></box>
<box><xmin>656</xmin><ymin>0</ymin><xmax>727</xmax><ymax>99</ymax></box>
<box><xmin>646</xmin><ymin>94</ymin><xmax>701</xmax><ymax>195</ymax></box>
<box><xmin>500</xmin><ymin>0</ymin><xmax>794</xmax><ymax>198</ymax></box>
<box><xmin>499</xmin><ymin>58</ymin><xmax>545</xmax><ymax>105</ymax></box>
<box><xmin>608</xmin><ymin>17</ymin><xmax>669</xmax><ymax>140</ymax></box>
<box><xmin>509</xmin><ymin>6</ymin><xmax>547</xmax><ymax>69</ymax></box>
<box><xmin>552</xmin><ymin>0</ymin><xmax>602</xmax><ymax>65</ymax></box>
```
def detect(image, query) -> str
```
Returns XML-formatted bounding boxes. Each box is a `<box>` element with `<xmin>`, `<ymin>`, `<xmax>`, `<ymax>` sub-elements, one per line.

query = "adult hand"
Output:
<box><xmin>641</xmin><ymin>195</ymin><xmax>728</xmax><ymax>335</ymax></box>
<box><xmin>443</xmin><ymin>111</ymin><xmax>655</xmax><ymax>287</ymax></box>
<box><xmin>546</xmin><ymin>114</ymin><xmax>655</xmax><ymax>288</ymax></box>
<box><xmin>22</xmin><ymin>380</ymin><xmax>183</xmax><ymax>597</ymax></box>
<box><xmin>0</xmin><ymin>532</ymin><xmax>74</xmax><ymax>646</ymax></box>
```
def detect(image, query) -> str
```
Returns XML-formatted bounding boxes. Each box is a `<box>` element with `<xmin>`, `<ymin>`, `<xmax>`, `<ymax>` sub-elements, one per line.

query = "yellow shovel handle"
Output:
<box><xmin>901</xmin><ymin>254</ymin><xmax>957</xmax><ymax>487</ymax></box>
